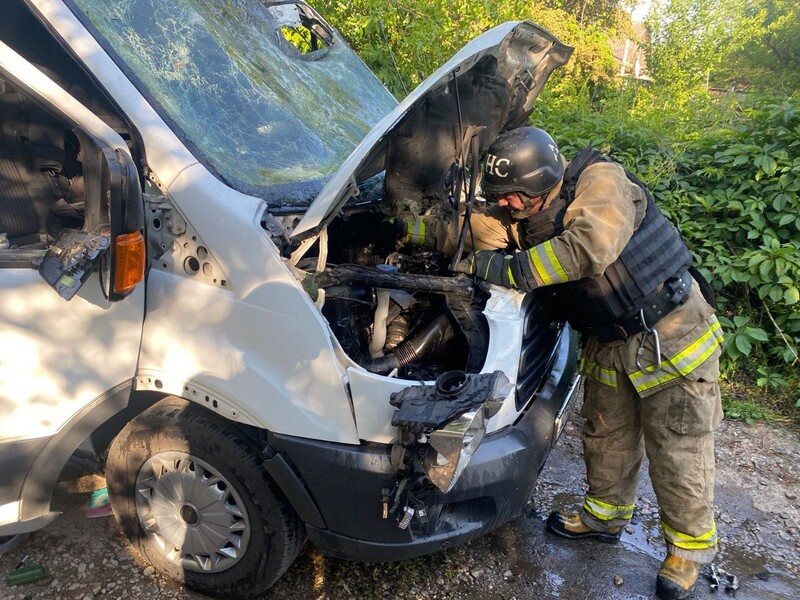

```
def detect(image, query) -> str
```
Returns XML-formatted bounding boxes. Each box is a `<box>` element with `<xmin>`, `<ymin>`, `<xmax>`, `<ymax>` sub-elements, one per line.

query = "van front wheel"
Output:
<box><xmin>106</xmin><ymin>397</ymin><xmax>303</xmax><ymax>598</ymax></box>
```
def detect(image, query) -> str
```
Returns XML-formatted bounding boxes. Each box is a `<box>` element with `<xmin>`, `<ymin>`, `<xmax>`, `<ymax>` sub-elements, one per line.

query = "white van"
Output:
<box><xmin>0</xmin><ymin>0</ymin><xmax>578</xmax><ymax>596</ymax></box>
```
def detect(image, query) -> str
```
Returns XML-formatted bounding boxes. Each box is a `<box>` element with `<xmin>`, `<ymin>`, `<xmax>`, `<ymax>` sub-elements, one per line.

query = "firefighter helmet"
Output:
<box><xmin>482</xmin><ymin>127</ymin><xmax>563</xmax><ymax>198</ymax></box>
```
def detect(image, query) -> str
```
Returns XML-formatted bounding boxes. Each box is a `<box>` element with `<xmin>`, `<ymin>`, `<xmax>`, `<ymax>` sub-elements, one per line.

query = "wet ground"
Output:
<box><xmin>1</xmin><ymin>414</ymin><xmax>798</xmax><ymax>599</ymax></box>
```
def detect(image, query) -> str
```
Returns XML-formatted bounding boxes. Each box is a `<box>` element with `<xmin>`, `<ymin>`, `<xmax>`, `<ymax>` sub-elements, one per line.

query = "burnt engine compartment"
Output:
<box><xmin>296</xmin><ymin>210</ymin><xmax>490</xmax><ymax>380</ymax></box>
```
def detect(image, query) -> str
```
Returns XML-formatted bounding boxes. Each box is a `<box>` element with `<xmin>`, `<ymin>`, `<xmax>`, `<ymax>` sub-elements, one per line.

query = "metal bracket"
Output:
<box><xmin>144</xmin><ymin>193</ymin><xmax>231</xmax><ymax>290</ymax></box>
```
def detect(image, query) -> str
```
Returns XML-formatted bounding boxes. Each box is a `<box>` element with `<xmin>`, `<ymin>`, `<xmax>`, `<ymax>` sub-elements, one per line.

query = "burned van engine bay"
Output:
<box><xmin>260</xmin><ymin>22</ymin><xmax>572</xmax><ymax>530</ymax></box>
<box><xmin>289</xmin><ymin>209</ymin><xmax>491</xmax><ymax>381</ymax></box>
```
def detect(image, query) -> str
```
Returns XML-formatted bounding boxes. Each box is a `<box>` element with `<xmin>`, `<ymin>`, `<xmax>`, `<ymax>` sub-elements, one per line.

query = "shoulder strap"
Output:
<box><xmin>561</xmin><ymin>147</ymin><xmax>608</xmax><ymax>203</ymax></box>
<box><xmin>563</xmin><ymin>147</ymin><xmax>607</xmax><ymax>184</ymax></box>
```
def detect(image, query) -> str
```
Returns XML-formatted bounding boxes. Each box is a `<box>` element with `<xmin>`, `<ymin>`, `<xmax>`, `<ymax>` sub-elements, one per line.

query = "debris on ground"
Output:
<box><xmin>85</xmin><ymin>488</ymin><xmax>113</xmax><ymax>519</ymax></box>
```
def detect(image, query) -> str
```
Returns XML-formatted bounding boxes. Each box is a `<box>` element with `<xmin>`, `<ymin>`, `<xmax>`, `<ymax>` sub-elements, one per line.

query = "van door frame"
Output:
<box><xmin>0</xmin><ymin>42</ymin><xmax>145</xmax><ymax>535</ymax></box>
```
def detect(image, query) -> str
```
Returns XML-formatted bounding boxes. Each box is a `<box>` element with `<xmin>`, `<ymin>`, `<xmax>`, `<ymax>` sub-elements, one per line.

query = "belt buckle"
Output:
<box><xmin>614</xmin><ymin>323</ymin><xmax>629</xmax><ymax>341</ymax></box>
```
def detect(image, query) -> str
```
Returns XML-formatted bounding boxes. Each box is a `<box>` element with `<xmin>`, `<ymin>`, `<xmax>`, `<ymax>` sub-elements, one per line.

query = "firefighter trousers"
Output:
<box><xmin>578</xmin><ymin>367</ymin><xmax>723</xmax><ymax>563</ymax></box>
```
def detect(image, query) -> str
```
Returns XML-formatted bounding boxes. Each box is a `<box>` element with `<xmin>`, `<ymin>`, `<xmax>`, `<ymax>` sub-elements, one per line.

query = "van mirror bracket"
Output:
<box><xmin>39</xmin><ymin>228</ymin><xmax>110</xmax><ymax>301</ymax></box>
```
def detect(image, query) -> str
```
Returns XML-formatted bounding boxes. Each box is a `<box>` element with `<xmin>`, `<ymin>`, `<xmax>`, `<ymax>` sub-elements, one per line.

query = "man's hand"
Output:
<box><xmin>456</xmin><ymin>250</ymin><xmax>536</xmax><ymax>292</ymax></box>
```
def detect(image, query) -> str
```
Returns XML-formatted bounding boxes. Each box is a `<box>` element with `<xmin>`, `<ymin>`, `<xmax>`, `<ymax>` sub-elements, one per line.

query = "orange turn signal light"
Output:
<box><xmin>113</xmin><ymin>231</ymin><xmax>145</xmax><ymax>294</ymax></box>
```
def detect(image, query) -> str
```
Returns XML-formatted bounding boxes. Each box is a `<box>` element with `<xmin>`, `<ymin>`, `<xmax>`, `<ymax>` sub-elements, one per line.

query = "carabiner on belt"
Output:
<box><xmin>636</xmin><ymin>308</ymin><xmax>662</xmax><ymax>373</ymax></box>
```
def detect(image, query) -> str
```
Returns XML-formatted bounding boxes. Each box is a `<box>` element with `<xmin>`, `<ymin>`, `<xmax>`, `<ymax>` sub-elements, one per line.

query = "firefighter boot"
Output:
<box><xmin>656</xmin><ymin>555</ymin><xmax>700</xmax><ymax>600</ymax></box>
<box><xmin>545</xmin><ymin>511</ymin><xmax>622</xmax><ymax>543</ymax></box>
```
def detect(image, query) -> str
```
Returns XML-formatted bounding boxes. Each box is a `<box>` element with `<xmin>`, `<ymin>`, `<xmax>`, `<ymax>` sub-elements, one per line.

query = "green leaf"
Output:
<box><xmin>784</xmin><ymin>287</ymin><xmax>800</xmax><ymax>305</ymax></box>
<box><xmin>746</xmin><ymin>327</ymin><xmax>769</xmax><ymax>342</ymax></box>
<box><xmin>734</xmin><ymin>335</ymin><xmax>752</xmax><ymax>356</ymax></box>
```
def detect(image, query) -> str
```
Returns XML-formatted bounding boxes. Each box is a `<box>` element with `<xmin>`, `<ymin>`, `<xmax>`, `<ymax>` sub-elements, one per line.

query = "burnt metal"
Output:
<box><xmin>315</xmin><ymin>265</ymin><xmax>475</xmax><ymax>297</ymax></box>
<box><xmin>704</xmin><ymin>565</ymin><xmax>739</xmax><ymax>596</ymax></box>
<box><xmin>317</xmin><ymin>265</ymin><xmax>489</xmax><ymax>371</ymax></box>
<box><xmin>389</xmin><ymin>370</ymin><xmax>505</xmax><ymax>438</ymax></box>
<box><xmin>359</xmin><ymin>313</ymin><xmax>455</xmax><ymax>374</ymax></box>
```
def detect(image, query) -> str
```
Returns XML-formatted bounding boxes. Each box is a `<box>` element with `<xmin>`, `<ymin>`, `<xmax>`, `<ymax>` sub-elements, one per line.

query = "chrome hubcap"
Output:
<box><xmin>135</xmin><ymin>451</ymin><xmax>251</xmax><ymax>573</ymax></box>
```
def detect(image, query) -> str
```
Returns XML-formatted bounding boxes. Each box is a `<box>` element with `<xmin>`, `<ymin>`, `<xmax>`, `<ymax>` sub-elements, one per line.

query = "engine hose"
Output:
<box><xmin>369</xmin><ymin>289</ymin><xmax>391</xmax><ymax>358</ymax></box>
<box><xmin>361</xmin><ymin>314</ymin><xmax>455</xmax><ymax>374</ymax></box>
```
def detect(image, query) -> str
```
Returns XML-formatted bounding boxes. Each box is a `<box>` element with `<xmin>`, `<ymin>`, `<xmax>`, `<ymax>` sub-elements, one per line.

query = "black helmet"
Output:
<box><xmin>482</xmin><ymin>127</ymin><xmax>563</xmax><ymax>198</ymax></box>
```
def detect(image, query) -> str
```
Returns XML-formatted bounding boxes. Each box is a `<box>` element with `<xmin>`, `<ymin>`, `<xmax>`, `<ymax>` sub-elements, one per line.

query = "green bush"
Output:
<box><xmin>539</xmin><ymin>92</ymin><xmax>800</xmax><ymax>394</ymax></box>
<box><xmin>313</xmin><ymin>0</ymin><xmax>617</xmax><ymax>97</ymax></box>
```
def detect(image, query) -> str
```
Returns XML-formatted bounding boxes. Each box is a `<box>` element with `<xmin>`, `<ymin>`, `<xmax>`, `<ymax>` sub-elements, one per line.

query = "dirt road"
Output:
<box><xmin>1</xmin><ymin>414</ymin><xmax>798</xmax><ymax>599</ymax></box>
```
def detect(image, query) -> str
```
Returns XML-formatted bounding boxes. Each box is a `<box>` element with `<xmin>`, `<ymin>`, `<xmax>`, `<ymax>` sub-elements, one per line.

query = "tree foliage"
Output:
<box><xmin>543</xmin><ymin>0</ymin><xmax>635</xmax><ymax>34</ymax></box>
<box><xmin>722</xmin><ymin>0</ymin><xmax>800</xmax><ymax>93</ymax></box>
<box><xmin>313</xmin><ymin>1</ymin><xmax>800</xmax><ymax>392</ymax></box>
<box><xmin>313</xmin><ymin>0</ymin><xmax>618</xmax><ymax>97</ymax></box>
<box><xmin>646</xmin><ymin>0</ymin><xmax>755</xmax><ymax>93</ymax></box>
<box><xmin>646</xmin><ymin>0</ymin><xmax>799</xmax><ymax>95</ymax></box>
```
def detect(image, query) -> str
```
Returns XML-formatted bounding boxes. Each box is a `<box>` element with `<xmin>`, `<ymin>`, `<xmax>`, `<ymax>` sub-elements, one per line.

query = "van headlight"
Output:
<box><xmin>424</xmin><ymin>408</ymin><xmax>486</xmax><ymax>493</ymax></box>
<box><xmin>390</xmin><ymin>370</ymin><xmax>512</xmax><ymax>494</ymax></box>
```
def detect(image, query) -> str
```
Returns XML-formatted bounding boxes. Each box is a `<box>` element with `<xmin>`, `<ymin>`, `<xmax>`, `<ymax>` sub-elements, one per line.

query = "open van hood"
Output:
<box><xmin>290</xmin><ymin>21</ymin><xmax>573</xmax><ymax>240</ymax></box>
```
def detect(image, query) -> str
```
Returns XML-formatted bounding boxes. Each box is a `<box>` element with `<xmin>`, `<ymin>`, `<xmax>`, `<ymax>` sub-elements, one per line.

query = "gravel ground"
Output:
<box><xmin>1</xmin><ymin>413</ymin><xmax>798</xmax><ymax>599</ymax></box>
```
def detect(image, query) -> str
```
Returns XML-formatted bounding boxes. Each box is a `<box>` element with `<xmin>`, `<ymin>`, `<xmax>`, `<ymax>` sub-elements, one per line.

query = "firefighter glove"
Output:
<box><xmin>386</xmin><ymin>216</ymin><xmax>428</xmax><ymax>247</ymax></box>
<box><xmin>458</xmin><ymin>250</ymin><xmax>537</xmax><ymax>292</ymax></box>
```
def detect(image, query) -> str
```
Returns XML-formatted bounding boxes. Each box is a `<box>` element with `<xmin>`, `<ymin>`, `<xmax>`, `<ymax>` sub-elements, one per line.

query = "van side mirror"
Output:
<box><xmin>39</xmin><ymin>140</ymin><xmax>145</xmax><ymax>301</ymax></box>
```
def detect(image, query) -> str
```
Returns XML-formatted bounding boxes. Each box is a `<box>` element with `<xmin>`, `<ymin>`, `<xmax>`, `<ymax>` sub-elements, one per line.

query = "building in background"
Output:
<box><xmin>610</xmin><ymin>22</ymin><xmax>651</xmax><ymax>80</ymax></box>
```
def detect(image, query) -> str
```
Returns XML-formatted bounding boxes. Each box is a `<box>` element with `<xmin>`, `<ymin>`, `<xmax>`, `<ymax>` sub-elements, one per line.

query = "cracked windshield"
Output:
<box><xmin>71</xmin><ymin>0</ymin><xmax>397</xmax><ymax>203</ymax></box>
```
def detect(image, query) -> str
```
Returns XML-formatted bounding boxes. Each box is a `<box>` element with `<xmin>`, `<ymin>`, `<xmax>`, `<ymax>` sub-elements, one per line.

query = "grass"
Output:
<box><xmin>720</xmin><ymin>378</ymin><xmax>798</xmax><ymax>426</ymax></box>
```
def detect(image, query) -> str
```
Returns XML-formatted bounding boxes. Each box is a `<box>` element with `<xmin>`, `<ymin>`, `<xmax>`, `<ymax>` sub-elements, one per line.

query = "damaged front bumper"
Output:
<box><xmin>267</xmin><ymin>325</ymin><xmax>579</xmax><ymax>562</ymax></box>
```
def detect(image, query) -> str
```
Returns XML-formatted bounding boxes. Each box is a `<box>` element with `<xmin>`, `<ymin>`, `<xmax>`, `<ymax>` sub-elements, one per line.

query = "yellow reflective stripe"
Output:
<box><xmin>505</xmin><ymin>257</ymin><xmax>517</xmax><ymax>288</ymax></box>
<box><xmin>630</xmin><ymin>316</ymin><xmax>723</xmax><ymax>394</ymax></box>
<box><xmin>583</xmin><ymin>496</ymin><xmax>634</xmax><ymax>521</ymax></box>
<box><xmin>580</xmin><ymin>358</ymin><xmax>617</xmax><ymax>388</ymax></box>
<box><xmin>663</xmin><ymin>521</ymin><xmax>718</xmax><ymax>550</ymax></box>
<box><xmin>527</xmin><ymin>240</ymin><xmax>568</xmax><ymax>285</ymax></box>
<box><xmin>482</xmin><ymin>252</ymin><xmax>497</xmax><ymax>280</ymax></box>
<box><xmin>406</xmin><ymin>218</ymin><xmax>426</xmax><ymax>246</ymax></box>
<box><xmin>631</xmin><ymin>363</ymin><xmax>682</xmax><ymax>393</ymax></box>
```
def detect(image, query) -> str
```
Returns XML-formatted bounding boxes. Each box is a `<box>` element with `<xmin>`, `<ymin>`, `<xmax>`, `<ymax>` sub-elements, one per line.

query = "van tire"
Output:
<box><xmin>106</xmin><ymin>397</ymin><xmax>303</xmax><ymax>598</ymax></box>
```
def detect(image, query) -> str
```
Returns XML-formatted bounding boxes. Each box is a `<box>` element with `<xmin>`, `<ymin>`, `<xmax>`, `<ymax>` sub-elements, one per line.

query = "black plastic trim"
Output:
<box><xmin>0</xmin><ymin>438</ymin><xmax>48</xmax><ymax>507</ymax></box>
<box><xmin>17</xmin><ymin>380</ymin><xmax>133</xmax><ymax>524</ymax></box>
<box><xmin>270</xmin><ymin>327</ymin><xmax>578</xmax><ymax>561</ymax></box>
<box><xmin>262</xmin><ymin>447</ymin><xmax>326</xmax><ymax>529</ymax></box>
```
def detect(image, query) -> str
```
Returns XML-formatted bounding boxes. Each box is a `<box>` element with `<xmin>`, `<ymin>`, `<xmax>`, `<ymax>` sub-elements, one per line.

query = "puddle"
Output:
<box><xmin>623</xmin><ymin>511</ymin><xmax>666</xmax><ymax>560</ymax></box>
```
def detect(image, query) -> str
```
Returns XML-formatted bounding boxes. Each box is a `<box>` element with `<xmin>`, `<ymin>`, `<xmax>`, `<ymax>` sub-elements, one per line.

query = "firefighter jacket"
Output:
<box><xmin>403</xmin><ymin>155</ymin><xmax>723</xmax><ymax>395</ymax></box>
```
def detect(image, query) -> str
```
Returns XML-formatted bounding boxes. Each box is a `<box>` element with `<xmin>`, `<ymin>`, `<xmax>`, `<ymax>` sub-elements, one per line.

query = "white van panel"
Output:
<box><xmin>137</xmin><ymin>165</ymin><xmax>359</xmax><ymax>444</ymax></box>
<box><xmin>0</xmin><ymin>270</ymin><xmax>144</xmax><ymax>442</ymax></box>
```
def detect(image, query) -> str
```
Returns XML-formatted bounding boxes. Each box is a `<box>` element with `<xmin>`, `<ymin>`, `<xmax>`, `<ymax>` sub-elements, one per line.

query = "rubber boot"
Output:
<box><xmin>545</xmin><ymin>511</ymin><xmax>622</xmax><ymax>544</ymax></box>
<box><xmin>656</xmin><ymin>555</ymin><xmax>700</xmax><ymax>600</ymax></box>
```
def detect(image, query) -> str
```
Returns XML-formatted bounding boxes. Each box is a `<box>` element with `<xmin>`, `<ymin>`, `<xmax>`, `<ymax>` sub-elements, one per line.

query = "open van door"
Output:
<box><xmin>0</xmin><ymin>42</ymin><xmax>145</xmax><ymax>536</ymax></box>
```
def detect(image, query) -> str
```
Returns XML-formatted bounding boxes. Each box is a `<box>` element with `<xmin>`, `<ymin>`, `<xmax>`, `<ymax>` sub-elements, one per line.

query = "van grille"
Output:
<box><xmin>516</xmin><ymin>294</ymin><xmax>562</xmax><ymax>410</ymax></box>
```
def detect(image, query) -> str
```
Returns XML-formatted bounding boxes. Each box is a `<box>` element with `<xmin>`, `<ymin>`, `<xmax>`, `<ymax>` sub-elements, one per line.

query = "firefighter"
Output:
<box><xmin>402</xmin><ymin>127</ymin><xmax>723</xmax><ymax>600</ymax></box>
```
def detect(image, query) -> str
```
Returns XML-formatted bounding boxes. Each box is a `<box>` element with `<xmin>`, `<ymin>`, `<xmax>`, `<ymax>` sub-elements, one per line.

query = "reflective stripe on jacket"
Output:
<box><xmin>581</xmin><ymin>283</ymin><xmax>722</xmax><ymax>397</ymax></box>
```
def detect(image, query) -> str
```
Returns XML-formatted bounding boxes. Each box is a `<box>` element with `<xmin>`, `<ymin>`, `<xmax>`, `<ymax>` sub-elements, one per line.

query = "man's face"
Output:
<box><xmin>496</xmin><ymin>191</ymin><xmax>544</xmax><ymax>213</ymax></box>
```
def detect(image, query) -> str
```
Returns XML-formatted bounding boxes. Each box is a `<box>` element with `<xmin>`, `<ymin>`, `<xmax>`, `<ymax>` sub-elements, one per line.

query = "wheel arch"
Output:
<box><xmin>14</xmin><ymin>380</ymin><xmax>137</xmax><ymax>528</ymax></box>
